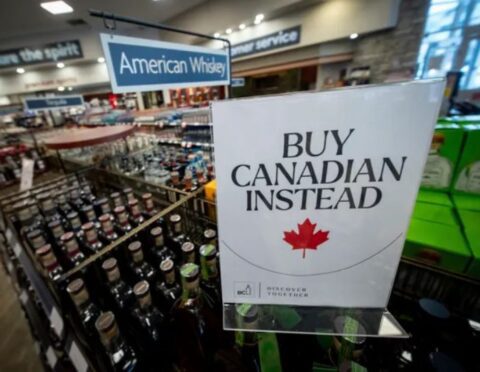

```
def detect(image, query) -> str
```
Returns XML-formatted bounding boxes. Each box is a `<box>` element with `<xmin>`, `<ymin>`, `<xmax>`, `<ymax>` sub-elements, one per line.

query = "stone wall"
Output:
<box><xmin>351</xmin><ymin>0</ymin><xmax>429</xmax><ymax>83</ymax></box>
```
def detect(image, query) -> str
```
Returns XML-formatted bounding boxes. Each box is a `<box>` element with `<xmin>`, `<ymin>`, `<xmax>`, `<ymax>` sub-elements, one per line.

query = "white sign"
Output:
<box><xmin>20</xmin><ymin>158</ymin><xmax>34</xmax><ymax>191</ymax></box>
<box><xmin>213</xmin><ymin>80</ymin><xmax>445</xmax><ymax>308</ymax></box>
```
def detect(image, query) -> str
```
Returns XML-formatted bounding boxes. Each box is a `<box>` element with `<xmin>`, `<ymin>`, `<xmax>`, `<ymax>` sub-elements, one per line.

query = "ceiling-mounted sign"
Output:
<box><xmin>0</xmin><ymin>40</ymin><xmax>83</xmax><ymax>69</ymax></box>
<box><xmin>100</xmin><ymin>34</ymin><xmax>230</xmax><ymax>93</ymax></box>
<box><xmin>24</xmin><ymin>95</ymin><xmax>84</xmax><ymax>111</ymax></box>
<box><xmin>213</xmin><ymin>80</ymin><xmax>445</xmax><ymax>308</ymax></box>
<box><xmin>231</xmin><ymin>26</ymin><xmax>301</xmax><ymax>59</ymax></box>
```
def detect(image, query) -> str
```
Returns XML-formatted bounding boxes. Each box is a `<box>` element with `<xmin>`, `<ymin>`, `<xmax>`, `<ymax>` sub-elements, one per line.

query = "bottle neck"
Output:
<box><xmin>182</xmin><ymin>277</ymin><xmax>201</xmax><ymax>301</ymax></box>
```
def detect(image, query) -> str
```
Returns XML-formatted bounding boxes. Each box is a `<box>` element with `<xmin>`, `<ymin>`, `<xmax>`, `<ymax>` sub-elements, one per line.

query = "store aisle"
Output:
<box><xmin>0</xmin><ymin>265</ymin><xmax>43</xmax><ymax>372</ymax></box>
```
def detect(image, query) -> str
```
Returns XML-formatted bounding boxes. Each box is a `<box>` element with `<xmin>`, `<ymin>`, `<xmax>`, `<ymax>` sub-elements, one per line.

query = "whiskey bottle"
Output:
<box><xmin>123</xmin><ymin>187</ymin><xmax>135</xmax><ymax>204</ymax></box>
<box><xmin>182</xmin><ymin>241</ymin><xmax>196</xmax><ymax>264</ymax></box>
<box><xmin>114</xmin><ymin>206</ymin><xmax>132</xmax><ymax>234</ymax></box>
<box><xmin>67</xmin><ymin>278</ymin><xmax>101</xmax><ymax>336</ymax></box>
<box><xmin>36</xmin><ymin>244</ymin><xmax>63</xmax><ymax>281</ymax></box>
<box><xmin>110</xmin><ymin>191</ymin><xmax>124</xmax><ymax>208</ymax></box>
<box><xmin>66</xmin><ymin>211</ymin><xmax>83</xmax><ymax>239</ymax></box>
<box><xmin>102</xmin><ymin>258</ymin><xmax>135</xmax><ymax>311</ymax></box>
<box><xmin>38</xmin><ymin>192</ymin><xmax>62</xmax><ymax>225</ymax></box>
<box><xmin>95</xmin><ymin>197</ymin><xmax>112</xmax><ymax>217</ymax></box>
<box><xmin>234</xmin><ymin>304</ymin><xmax>261</xmax><ymax>372</ymax></box>
<box><xmin>82</xmin><ymin>222</ymin><xmax>103</xmax><ymax>253</ymax></box>
<box><xmin>60</xmin><ymin>232</ymin><xmax>85</xmax><ymax>266</ymax></box>
<box><xmin>169</xmin><ymin>214</ymin><xmax>188</xmax><ymax>253</ymax></box>
<box><xmin>183</xmin><ymin>171</ymin><xmax>198</xmax><ymax>192</ymax></box>
<box><xmin>196</xmin><ymin>168</ymin><xmax>207</xmax><ymax>186</ymax></box>
<box><xmin>95</xmin><ymin>311</ymin><xmax>138</xmax><ymax>371</ymax></box>
<box><xmin>141</xmin><ymin>193</ymin><xmax>158</xmax><ymax>218</ymax></box>
<box><xmin>69</xmin><ymin>189</ymin><xmax>85</xmax><ymax>210</ymax></box>
<box><xmin>99</xmin><ymin>213</ymin><xmax>118</xmax><ymax>243</ymax></box>
<box><xmin>203</xmin><ymin>229</ymin><xmax>217</xmax><ymax>246</ymax></box>
<box><xmin>199</xmin><ymin>244</ymin><xmax>222</xmax><ymax>311</ymax></box>
<box><xmin>26</xmin><ymin>229</ymin><xmax>48</xmax><ymax>252</ymax></box>
<box><xmin>128</xmin><ymin>199</ymin><xmax>145</xmax><ymax>226</ymax></box>
<box><xmin>150</xmin><ymin>227</ymin><xmax>176</xmax><ymax>265</ymax></box>
<box><xmin>48</xmin><ymin>220</ymin><xmax>66</xmax><ymax>246</ymax></box>
<box><xmin>81</xmin><ymin>204</ymin><xmax>99</xmax><ymax>228</ymax></box>
<box><xmin>56</xmin><ymin>192</ymin><xmax>72</xmax><ymax>217</ymax></box>
<box><xmin>156</xmin><ymin>258</ymin><xmax>181</xmax><ymax>313</ymax></box>
<box><xmin>127</xmin><ymin>241</ymin><xmax>156</xmax><ymax>284</ymax></box>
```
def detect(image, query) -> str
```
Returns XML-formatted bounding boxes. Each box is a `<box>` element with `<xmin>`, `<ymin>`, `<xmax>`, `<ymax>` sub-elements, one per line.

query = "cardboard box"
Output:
<box><xmin>453</xmin><ymin>124</ymin><xmax>480</xmax><ymax>195</ymax></box>
<box><xmin>421</xmin><ymin>123</ymin><xmax>465</xmax><ymax>191</ymax></box>
<box><xmin>412</xmin><ymin>202</ymin><xmax>457</xmax><ymax>226</ymax></box>
<box><xmin>403</xmin><ymin>219</ymin><xmax>471</xmax><ymax>274</ymax></box>
<box><xmin>416</xmin><ymin>189</ymin><xmax>453</xmax><ymax>207</ymax></box>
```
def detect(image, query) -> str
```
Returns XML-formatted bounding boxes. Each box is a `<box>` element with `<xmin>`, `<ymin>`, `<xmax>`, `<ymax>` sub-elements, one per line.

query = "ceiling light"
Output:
<box><xmin>350</xmin><ymin>33</ymin><xmax>359</xmax><ymax>40</ymax></box>
<box><xmin>57</xmin><ymin>62</ymin><xmax>65</xmax><ymax>68</ymax></box>
<box><xmin>97</xmin><ymin>57</ymin><xmax>105</xmax><ymax>63</ymax></box>
<box><xmin>254</xmin><ymin>14</ymin><xmax>264</xmax><ymax>24</ymax></box>
<box><xmin>239</xmin><ymin>23</ymin><xmax>246</xmax><ymax>30</ymax></box>
<box><xmin>254</xmin><ymin>18</ymin><xmax>263</xmax><ymax>25</ymax></box>
<box><xmin>57</xmin><ymin>86</ymin><xmax>65</xmax><ymax>92</ymax></box>
<box><xmin>16</xmin><ymin>67</ymin><xmax>25</xmax><ymax>74</ymax></box>
<box><xmin>226</xmin><ymin>28</ymin><xmax>232</xmax><ymax>34</ymax></box>
<box><xmin>40</xmin><ymin>1</ymin><xmax>73</xmax><ymax>15</ymax></box>
<box><xmin>213</xmin><ymin>32</ymin><xmax>220</xmax><ymax>38</ymax></box>
<box><xmin>67</xmin><ymin>87</ymin><xmax>73</xmax><ymax>91</ymax></box>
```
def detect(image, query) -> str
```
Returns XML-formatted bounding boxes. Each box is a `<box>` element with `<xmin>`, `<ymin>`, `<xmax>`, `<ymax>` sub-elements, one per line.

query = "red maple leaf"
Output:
<box><xmin>283</xmin><ymin>218</ymin><xmax>329</xmax><ymax>258</ymax></box>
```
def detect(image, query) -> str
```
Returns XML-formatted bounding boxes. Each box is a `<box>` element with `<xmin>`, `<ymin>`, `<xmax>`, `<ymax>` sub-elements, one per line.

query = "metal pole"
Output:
<box><xmin>89</xmin><ymin>9</ymin><xmax>233</xmax><ymax>97</ymax></box>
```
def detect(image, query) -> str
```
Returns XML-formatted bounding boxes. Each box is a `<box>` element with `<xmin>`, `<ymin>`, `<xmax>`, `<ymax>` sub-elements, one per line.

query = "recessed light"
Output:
<box><xmin>239</xmin><ymin>23</ymin><xmax>246</xmax><ymax>30</ymax></box>
<box><xmin>213</xmin><ymin>32</ymin><xmax>220</xmax><ymax>38</ymax></box>
<box><xmin>16</xmin><ymin>67</ymin><xmax>25</xmax><ymax>74</ymax></box>
<box><xmin>40</xmin><ymin>1</ymin><xmax>73</xmax><ymax>15</ymax></box>
<box><xmin>97</xmin><ymin>57</ymin><xmax>105</xmax><ymax>63</ymax></box>
<box><xmin>67</xmin><ymin>87</ymin><xmax>73</xmax><ymax>91</ymax></box>
<box><xmin>226</xmin><ymin>28</ymin><xmax>232</xmax><ymax>34</ymax></box>
<box><xmin>350</xmin><ymin>33</ymin><xmax>359</xmax><ymax>39</ymax></box>
<box><xmin>57</xmin><ymin>62</ymin><xmax>65</xmax><ymax>68</ymax></box>
<box><xmin>57</xmin><ymin>86</ymin><xmax>65</xmax><ymax>92</ymax></box>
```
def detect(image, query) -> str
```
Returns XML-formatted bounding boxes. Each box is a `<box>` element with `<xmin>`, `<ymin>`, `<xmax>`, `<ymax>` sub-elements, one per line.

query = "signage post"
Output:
<box><xmin>212</xmin><ymin>80</ymin><xmax>445</xmax><ymax>336</ymax></box>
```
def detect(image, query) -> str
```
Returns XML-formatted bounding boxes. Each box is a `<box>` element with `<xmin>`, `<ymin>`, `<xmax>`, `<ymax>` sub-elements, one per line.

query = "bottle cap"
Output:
<box><xmin>200</xmin><ymin>244</ymin><xmax>216</xmax><ymax>259</ymax></box>
<box><xmin>114</xmin><ymin>206</ymin><xmax>125</xmax><ymax>214</ymax></box>
<box><xmin>142</xmin><ymin>193</ymin><xmax>152</xmax><ymax>200</ymax></box>
<box><xmin>204</xmin><ymin>229</ymin><xmax>216</xmax><ymax>240</ymax></box>
<box><xmin>60</xmin><ymin>231</ymin><xmax>75</xmax><ymax>242</ymax></box>
<box><xmin>98</xmin><ymin>214</ymin><xmax>111</xmax><ymax>222</ymax></box>
<box><xmin>150</xmin><ymin>227</ymin><xmax>162</xmax><ymax>236</ymax></box>
<box><xmin>133</xmin><ymin>280</ymin><xmax>149</xmax><ymax>297</ymax></box>
<box><xmin>95</xmin><ymin>311</ymin><xmax>117</xmax><ymax>335</ymax></box>
<box><xmin>36</xmin><ymin>244</ymin><xmax>52</xmax><ymax>257</ymax></box>
<box><xmin>128</xmin><ymin>241</ymin><xmax>142</xmax><ymax>252</ymax></box>
<box><xmin>160</xmin><ymin>258</ymin><xmax>174</xmax><ymax>272</ymax></box>
<box><xmin>67</xmin><ymin>278</ymin><xmax>84</xmax><ymax>294</ymax></box>
<box><xmin>180</xmin><ymin>263</ymin><xmax>199</xmax><ymax>281</ymax></box>
<box><xmin>81</xmin><ymin>222</ymin><xmax>94</xmax><ymax>231</ymax></box>
<box><xmin>169</xmin><ymin>214</ymin><xmax>181</xmax><ymax>223</ymax></box>
<box><xmin>181</xmin><ymin>242</ymin><xmax>195</xmax><ymax>254</ymax></box>
<box><xmin>235</xmin><ymin>303</ymin><xmax>259</xmax><ymax>323</ymax></box>
<box><xmin>102</xmin><ymin>257</ymin><xmax>117</xmax><ymax>271</ymax></box>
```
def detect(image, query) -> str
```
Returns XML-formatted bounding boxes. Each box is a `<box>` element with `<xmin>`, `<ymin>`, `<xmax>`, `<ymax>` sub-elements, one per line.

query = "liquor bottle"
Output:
<box><xmin>80</xmin><ymin>182</ymin><xmax>96</xmax><ymax>203</ymax></box>
<box><xmin>168</xmin><ymin>214</ymin><xmax>188</xmax><ymax>253</ymax></box>
<box><xmin>128</xmin><ymin>199</ymin><xmax>145</xmax><ymax>226</ymax></box>
<box><xmin>48</xmin><ymin>219</ymin><xmax>65</xmax><ymax>246</ymax></box>
<box><xmin>95</xmin><ymin>197</ymin><xmax>112</xmax><ymax>217</ymax></box>
<box><xmin>169</xmin><ymin>171</ymin><xmax>181</xmax><ymax>189</ymax></box>
<box><xmin>38</xmin><ymin>192</ymin><xmax>62</xmax><ymax>225</ymax></box>
<box><xmin>81</xmin><ymin>204</ymin><xmax>99</xmax><ymax>228</ymax></box>
<box><xmin>123</xmin><ymin>187</ymin><xmax>135</xmax><ymax>203</ymax></box>
<box><xmin>132</xmin><ymin>280</ymin><xmax>168</xmax><ymax>352</ymax></box>
<box><xmin>66</xmin><ymin>211</ymin><xmax>83</xmax><ymax>238</ymax></box>
<box><xmin>199</xmin><ymin>244</ymin><xmax>222</xmax><ymax>311</ymax></box>
<box><xmin>141</xmin><ymin>193</ymin><xmax>158</xmax><ymax>218</ymax></box>
<box><xmin>102</xmin><ymin>258</ymin><xmax>135</xmax><ymax>311</ymax></box>
<box><xmin>183</xmin><ymin>171</ymin><xmax>198</xmax><ymax>192</ymax></box>
<box><xmin>95</xmin><ymin>311</ymin><xmax>138</xmax><ymax>371</ymax></box>
<box><xmin>82</xmin><ymin>222</ymin><xmax>103</xmax><ymax>253</ymax></box>
<box><xmin>67</xmin><ymin>278</ymin><xmax>101</xmax><ymax>336</ymax></box>
<box><xmin>110</xmin><ymin>191</ymin><xmax>124</xmax><ymax>208</ymax></box>
<box><xmin>127</xmin><ymin>241</ymin><xmax>156</xmax><ymax>284</ymax></box>
<box><xmin>203</xmin><ymin>229</ymin><xmax>217</xmax><ymax>247</ymax></box>
<box><xmin>17</xmin><ymin>204</ymin><xmax>37</xmax><ymax>237</ymax></box>
<box><xmin>206</xmin><ymin>163</ymin><xmax>215</xmax><ymax>181</ymax></box>
<box><xmin>69</xmin><ymin>189</ymin><xmax>85</xmax><ymax>210</ymax></box>
<box><xmin>60</xmin><ymin>232</ymin><xmax>85</xmax><ymax>266</ymax></box>
<box><xmin>150</xmin><ymin>227</ymin><xmax>176</xmax><ymax>265</ymax></box>
<box><xmin>114</xmin><ymin>206</ymin><xmax>132</xmax><ymax>234</ymax></box>
<box><xmin>156</xmin><ymin>258</ymin><xmax>181</xmax><ymax>313</ymax></box>
<box><xmin>99</xmin><ymin>213</ymin><xmax>118</xmax><ymax>242</ymax></box>
<box><xmin>36</xmin><ymin>244</ymin><xmax>63</xmax><ymax>281</ymax></box>
<box><xmin>196</xmin><ymin>168</ymin><xmax>208</xmax><ymax>186</ymax></box>
<box><xmin>56</xmin><ymin>192</ymin><xmax>73</xmax><ymax>217</ymax></box>
<box><xmin>182</xmin><ymin>241</ymin><xmax>196</xmax><ymax>264</ymax></box>
<box><xmin>234</xmin><ymin>304</ymin><xmax>261</xmax><ymax>372</ymax></box>
<box><xmin>26</xmin><ymin>229</ymin><xmax>48</xmax><ymax>252</ymax></box>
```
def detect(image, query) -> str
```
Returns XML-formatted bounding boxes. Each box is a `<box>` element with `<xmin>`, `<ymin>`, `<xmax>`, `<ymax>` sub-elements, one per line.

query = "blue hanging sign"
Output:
<box><xmin>100</xmin><ymin>34</ymin><xmax>230</xmax><ymax>93</ymax></box>
<box><xmin>24</xmin><ymin>95</ymin><xmax>84</xmax><ymax>111</ymax></box>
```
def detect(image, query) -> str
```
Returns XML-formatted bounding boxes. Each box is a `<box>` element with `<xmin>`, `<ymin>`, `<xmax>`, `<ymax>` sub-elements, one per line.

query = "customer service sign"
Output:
<box><xmin>100</xmin><ymin>34</ymin><xmax>229</xmax><ymax>93</ymax></box>
<box><xmin>213</xmin><ymin>80</ymin><xmax>445</xmax><ymax>308</ymax></box>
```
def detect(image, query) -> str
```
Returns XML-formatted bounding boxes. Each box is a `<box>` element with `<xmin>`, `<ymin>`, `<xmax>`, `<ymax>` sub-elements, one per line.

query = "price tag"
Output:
<box><xmin>20</xmin><ymin>158</ymin><xmax>35</xmax><ymax>191</ymax></box>
<box><xmin>49</xmin><ymin>307</ymin><xmax>64</xmax><ymax>338</ymax></box>
<box><xmin>69</xmin><ymin>341</ymin><xmax>88</xmax><ymax>372</ymax></box>
<box><xmin>19</xmin><ymin>290</ymin><xmax>28</xmax><ymax>305</ymax></box>
<box><xmin>46</xmin><ymin>347</ymin><xmax>58</xmax><ymax>369</ymax></box>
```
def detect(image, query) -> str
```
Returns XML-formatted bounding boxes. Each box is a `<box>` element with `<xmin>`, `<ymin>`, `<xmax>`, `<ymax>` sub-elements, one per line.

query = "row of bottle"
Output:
<box><xmin>0</xmin><ymin>147</ymin><xmax>46</xmax><ymax>186</ymax></box>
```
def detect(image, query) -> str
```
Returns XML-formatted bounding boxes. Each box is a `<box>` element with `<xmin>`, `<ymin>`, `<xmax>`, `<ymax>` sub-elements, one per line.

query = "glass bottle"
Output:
<box><xmin>203</xmin><ymin>229</ymin><xmax>217</xmax><ymax>247</ymax></box>
<box><xmin>114</xmin><ymin>206</ymin><xmax>132</xmax><ymax>234</ymax></box>
<box><xmin>127</xmin><ymin>241</ymin><xmax>156</xmax><ymax>284</ymax></box>
<box><xmin>26</xmin><ymin>229</ymin><xmax>48</xmax><ymax>252</ymax></box>
<box><xmin>60</xmin><ymin>232</ymin><xmax>85</xmax><ymax>266</ymax></box>
<box><xmin>110</xmin><ymin>191</ymin><xmax>124</xmax><ymax>208</ymax></box>
<box><xmin>99</xmin><ymin>213</ymin><xmax>118</xmax><ymax>242</ymax></box>
<box><xmin>82</xmin><ymin>222</ymin><xmax>103</xmax><ymax>253</ymax></box>
<box><xmin>56</xmin><ymin>192</ymin><xmax>72</xmax><ymax>217</ymax></box>
<box><xmin>150</xmin><ymin>227</ymin><xmax>176</xmax><ymax>265</ymax></box>
<box><xmin>199</xmin><ymin>244</ymin><xmax>222</xmax><ymax>311</ymax></box>
<box><xmin>67</xmin><ymin>278</ymin><xmax>101</xmax><ymax>336</ymax></box>
<box><xmin>206</xmin><ymin>163</ymin><xmax>215</xmax><ymax>181</ymax></box>
<box><xmin>38</xmin><ymin>192</ymin><xmax>62</xmax><ymax>225</ymax></box>
<box><xmin>196</xmin><ymin>168</ymin><xmax>207</xmax><ymax>186</ymax></box>
<box><xmin>66</xmin><ymin>211</ymin><xmax>83</xmax><ymax>239</ymax></box>
<box><xmin>48</xmin><ymin>219</ymin><xmax>65</xmax><ymax>246</ymax></box>
<box><xmin>36</xmin><ymin>244</ymin><xmax>63</xmax><ymax>281</ymax></box>
<box><xmin>102</xmin><ymin>258</ymin><xmax>135</xmax><ymax>311</ymax></box>
<box><xmin>17</xmin><ymin>204</ymin><xmax>36</xmax><ymax>237</ymax></box>
<box><xmin>182</xmin><ymin>241</ymin><xmax>196</xmax><ymax>264</ymax></box>
<box><xmin>169</xmin><ymin>213</ymin><xmax>188</xmax><ymax>253</ymax></box>
<box><xmin>81</xmin><ymin>204</ymin><xmax>99</xmax><ymax>229</ymax></box>
<box><xmin>123</xmin><ymin>187</ymin><xmax>135</xmax><ymax>204</ymax></box>
<box><xmin>95</xmin><ymin>197</ymin><xmax>112</xmax><ymax>217</ymax></box>
<box><xmin>183</xmin><ymin>171</ymin><xmax>198</xmax><ymax>192</ymax></box>
<box><xmin>128</xmin><ymin>199</ymin><xmax>145</xmax><ymax>226</ymax></box>
<box><xmin>169</xmin><ymin>171</ymin><xmax>181</xmax><ymax>189</ymax></box>
<box><xmin>156</xmin><ymin>258</ymin><xmax>181</xmax><ymax>314</ymax></box>
<box><xmin>234</xmin><ymin>304</ymin><xmax>261</xmax><ymax>372</ymax></box>
<box><xmin>95</xmin><ymin>311</ymin><xmax>138</xmax><ymax>371</ymax></box>
<box><xmin>141</xmin><ymin>193</ymin><xmax>158</xmax><ymax>218</ymax></box>
<box><xmin>69</xmin><ymin>188</ymin><xmax>85</xmax><ymax>210</ymax></box>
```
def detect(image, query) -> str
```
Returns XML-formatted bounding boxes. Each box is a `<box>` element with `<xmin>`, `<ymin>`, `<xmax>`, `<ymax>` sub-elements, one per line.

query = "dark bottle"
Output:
<box><xmin>114</xmin><ymin>206</ymin><xmax>132</xmax><ymax>234</ymax></box>
<box><xmin>95</xmin><ymin>311</ymin><xmax>138</xmax><ymax>371</ymax></box>
<box><xmin>82</xmin><ymin>222</ymin><xmax>103</xmax><ymax>253</ymax></box>
<box><xmin>60</xmin><ymin>232</ymin><xmax>85</xmax><ymax>266</ymax></box>
<box><xmin>99</xmin><ymin>213</ymin><xmax>118</xmax><ymax>242</ymax></box>
<box><xmin>150</xmin><ymin>227</ymin><xmax>176</xmax><ymax>265</ymax></box>
<box><xmin>67</xmin><ymin>211</ymin><xmax>83</xmax><ymax>239</ymax></box>
<box><xmin>183</xmin><ymin>171</ymin><xmax>198</xmax><ymax>192</ymax></box>
<box><xmin>234</xmin><ymin>304</ymin><xmax>261</xmax><ymax>372</ymax></box>
<box><xmin>80</xmin><ymin>182</ymin><xmax>96</xmax><ymax>203</ymax></box>
<box><xmin>95</xmin><ymin>197</ymin><xmax>112</xmax><ymax>217</ymax></box>
<box><xmin>169</xmin><ymin>171</ymin><xmax>181</xmax><ymax>190</ymax></box>
<box><xmin>56</xmin><ymin>192</ymin><xmax>72</xmax><ymax>217</ymax></box>
<box><xmin>81</xmin><ymin>204</ymin><xmax>99</xmax><ymax>228</ymax></box>
<box><xmin>67</xmin><ymin>278</ymin><xmax>101</xmax><ymax>336</ymax></box>
<box><xmin>38</xmin><ymin>192</ymin><xmax>62</xmax><ymax>225</ymax></box>
<box><xmin>128</xmin><ymin>199</ymin><xmax>145</xmax><ymax>226</ymax></box>
<box><xmin>169</xmin><ymin>213</ymin><xmax>188</xmax><ymax>252</ymax></box>
<box><xmin>141</xmin><ymin>193</ymin><xmax>158</xmax><ymax>218</ymax></box>
<box><xmin>206</xmin><ymin>163</ymin><xmax>215</xmax><ymax>181</ymax></box>
<box><xmin>69</xmin><ymin>189</ymin><xmax>85</xmax><ymax>210</ymax></box>
<box><xmin>123</xmin><ymin>187</ymin><xmax>135</xmax><ymax>204</ymax></box>
<box><xmin>17</xmin><ymin>204</ymin><xmax>36</xmax><ymax>237</ymax></box>
<box><xmin>36</xmin><ymin>244</ymin><xmax>63</xmax><ymax>281</ymax></box>
<box><xmin>102</xmin><ymin>258</ymin><xmax>135</xmax><ymax>311</ymax></box>
<box><xmin>26</xmin><ymin>229</ymin><xmax>48</xmax><ymax>252</ymax></box>
<box><xmin>156</xmin><ymin>258</ymin><xmax>181</xmax><ymax>313</ymax></box>
<box><xmin>127</xmin><ymin>241</ymin><xmax>156</xmax><ymax>284</ymax></box>
<box><xmin>110</xmin><ymin>192</ymin><xmax>124</xmax><ymax>208</ymax></box>
<box><xmin>199</xmin><ymin>244</ymin><xmax>222</xmax><ymax>311</ymax></box>
<box><xmin>48</xmin><ymin>219</ymin><xmax>65</xmax><ymax>246</ymax></box>
<box><xmin>203</xmin><ymin>229</ymin><xmax>217</xmax><ymax>247</ymax></box>
<box><xmin>182</xmin><ymin>241</ymin><xmax>196</xmax><ymax>264</ymax></box>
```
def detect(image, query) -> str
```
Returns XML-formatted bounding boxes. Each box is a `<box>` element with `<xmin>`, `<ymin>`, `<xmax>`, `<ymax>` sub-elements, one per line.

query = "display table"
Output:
<box><xmin>43</xmin><ymin>125</ymin><xmax>136</xmax><ymax>150</ymax></box>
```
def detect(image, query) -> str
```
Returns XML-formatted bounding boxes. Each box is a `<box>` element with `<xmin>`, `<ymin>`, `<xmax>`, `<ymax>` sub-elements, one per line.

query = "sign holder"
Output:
<box><xmin>88</xmin><ymin>9</ymin><xmax>233</xmax><ymax>97</ymax></box>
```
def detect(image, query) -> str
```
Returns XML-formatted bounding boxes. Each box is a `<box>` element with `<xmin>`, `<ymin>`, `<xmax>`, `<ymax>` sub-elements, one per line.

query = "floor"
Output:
<box><xmin>0</xmin><ymin>265</ymin><xmax>43</xmax><ymax>372</ymax></box>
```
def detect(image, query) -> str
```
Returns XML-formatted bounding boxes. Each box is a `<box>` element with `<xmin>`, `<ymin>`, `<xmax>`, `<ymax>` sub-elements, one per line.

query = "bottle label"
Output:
<box><xmin>118</xmin><ymin>212</ymin><xmax>128</xmax><ymax>225</ymax></box>
<box><xmin>43</xmin><ymin>253</ymin><xmax>59</xmax><ymax>271</ymax></box>
<box><xmin>101</xmin><ymin>203</ymin><xmax>111</xmax><ymax>214</ymax></box>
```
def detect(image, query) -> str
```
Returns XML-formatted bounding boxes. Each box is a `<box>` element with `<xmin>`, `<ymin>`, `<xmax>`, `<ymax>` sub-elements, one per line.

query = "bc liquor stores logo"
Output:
<box><xmin>234</xmin><ymin>282</ymin><xmax>256</xmax><ymax>298</ymax></box>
